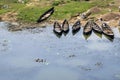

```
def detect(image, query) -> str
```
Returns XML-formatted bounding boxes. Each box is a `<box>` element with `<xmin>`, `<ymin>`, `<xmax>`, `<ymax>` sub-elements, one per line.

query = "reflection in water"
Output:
<box><xmin>83</xmin><ymin>31</ymin><xmax>92</xmax><ymax>40</ymax></box>
<box><xmin>103</xmin><ymin>34</ymin><xmax>114</xmax><ymax>42</ymax></box>
<box><xmin>1</xmin><ymin>23</ymin><xmax>120</xmax><ymax>80</ymax></box>
<box><xmin>53</xmin><ymin>27</ymin><xmax>114</xmax><ymax>41</ymax></box>
<box><xmin>72</xmin><ymin>29</ymin><xmax>80</xmax><ymax>35</ymax></box>
<box><xmin>93</xmin><ymin>30</ymin><xmax>102</xmax><ymax>38</ymax></box>
<box><xmin>53</xmin><ymin>31</ymin><xmax>62</xmax><ymax>38</ymax></box>
<box><xmin>53</xmin><ymin>29</ymin><xmax>69</xmax><ymax>37</ymax></box>
<box><xmin>63</xmin><ymin>30</ymin><xmax>69</xmax><ymax>36</ymax></box>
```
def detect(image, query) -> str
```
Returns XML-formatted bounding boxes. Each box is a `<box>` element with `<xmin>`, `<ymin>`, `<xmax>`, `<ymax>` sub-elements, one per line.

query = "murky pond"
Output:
<box><xmin>0</xmin><ymin>22</ymin><xmax>120</xmax><ymax>80</ymax></box>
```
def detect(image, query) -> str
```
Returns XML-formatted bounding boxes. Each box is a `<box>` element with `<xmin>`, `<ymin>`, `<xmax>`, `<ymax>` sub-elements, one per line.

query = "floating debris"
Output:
<box><xmin>81</xmin><ymin>66</ymin><xmax>92</xmax><ymax>71</ymax></box>
<box><xmin>95</xmin><ymin>62</ymin><xmax>103</xmax><ymax>67</ymax></box>
<box><xmin>0</xmin><ymin>39</ymin><xmax>10</xmax><ymax>52</ymax></box>
<box><xmin>68</xmin><ymin>54</ymin><xmax>76</xmax><ymax>58</ymax></box>
<box><xmin>35</xmin><ymin>58</ymin><xmax>46</xmax><ymax>63</ymax></box>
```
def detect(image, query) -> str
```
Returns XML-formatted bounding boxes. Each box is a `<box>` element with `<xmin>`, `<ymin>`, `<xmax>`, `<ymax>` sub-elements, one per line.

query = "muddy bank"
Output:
<box><xmin>7</xmin><ymin>22</ymin><xmax>47</xmax><ymax>31</ymax></box>
<box><xmin>0</xmin><ymin>20</ymin><xmax>50</xmax><ymax>31</ymax></box>
<box><xmin>0</xmin><ymin>11</ymin><xmax>120</xmax><ymax>31</ymax></box>
<box><xmin>3</xmin><ymin>20</ymin><xmax>120</xmax><ymax>32</ymax></box>
<box><xmin>1</xmin><ymin>20</ymin><xmax>119</xmax><ymax>32</ymax></box>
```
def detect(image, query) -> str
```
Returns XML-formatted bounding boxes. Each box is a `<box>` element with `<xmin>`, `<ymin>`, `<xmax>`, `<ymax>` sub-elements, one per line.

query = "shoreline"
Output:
<box><xmin>1</xmin><ymin>19</ymin><xmax>119</xmax><ymax>32</ymax></box>
<box><xmin>0</xmin><ymin>12</ymin><xmax>120</xmax><ymax>31</ymax></box>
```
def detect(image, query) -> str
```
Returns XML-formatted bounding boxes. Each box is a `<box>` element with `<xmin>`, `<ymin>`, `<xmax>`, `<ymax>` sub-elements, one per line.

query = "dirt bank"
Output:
<box><xmin>0</xmin><ymin>10</ymin><xmax>120</xmax><ymax>31</ymax></box>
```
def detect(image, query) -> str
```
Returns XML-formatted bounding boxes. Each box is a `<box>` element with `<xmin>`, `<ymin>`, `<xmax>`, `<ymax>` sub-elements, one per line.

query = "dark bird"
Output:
<box><xmin>37</xmin><ymin>7</ymin><xmax>54</xmax><ymax>23</ymax></box>
<box><xmin>53</xmin><ymin>21</ymin><xmax>62</xmax><ymax>35</ymax></box>
<box><xmin>62</xmin><ymin>19</ymin><xmax>69</xmax><ymax>33</ymax></box>
<box><xmin>72</xmin><ymin>20</ymin><xmax>81</xmax><ymax>35</ymax></box>
<box><xmin>101</xmin><ymin>23</ymin><xmax>114</xmax><ymax>39</ymax></box>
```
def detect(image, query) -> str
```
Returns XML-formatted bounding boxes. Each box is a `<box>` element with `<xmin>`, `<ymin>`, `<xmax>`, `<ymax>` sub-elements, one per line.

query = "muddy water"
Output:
<box><xmin>0</xmin><ymin>22</ymin><xmax>120</xmax><ymax>80</ymax></box>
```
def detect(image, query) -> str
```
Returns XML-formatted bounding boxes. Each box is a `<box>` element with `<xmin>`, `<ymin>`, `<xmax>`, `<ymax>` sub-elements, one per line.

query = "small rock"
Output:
<box><xmin>11</xmin><ymin>22</ymin><xmax>20</xmax><ymax>26</ymax></box>
<box><xmin>80</xmin><ymin>10</ymin><xmax>92</xmax><ymax>19</ymax></box>
<box><xmin>2</xmin><ymin>5</ymin><xmax>9</xmax><ymax>9</ymax></box>
<box><xmin>18</xmin><ymin>0</ymin><xmax>24</xmax><ymax>3</ymax></box>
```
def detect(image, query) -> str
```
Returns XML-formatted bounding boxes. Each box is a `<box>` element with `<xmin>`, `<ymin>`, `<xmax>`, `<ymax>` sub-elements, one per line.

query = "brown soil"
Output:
<box><xmin>0</xmin><ymin>10</ymin><xmax>120</xmax><ymax>31</ymax></box>
<box><xmin>8</xmin><ymin>22</ymin><xmax>46</xmax><ymax>31</ymax></box>
<box><xmin>108</xmin><ymin>20</ymin><xmax>119</xmax><ymax>27</ymax></box>
<box><xmin>89</xmin><ymin>6</ymin><xmax>101</xmax><ymax>14</ymax></box>
<box><xmin>101</xmin><ymin>12</ymin><xmax>120</xmax><ymax>21</ymax></box>
<box><xmin>0</xmin><ymin>11</ymin><xmax>18</xmax><ymax>22</ymax></box>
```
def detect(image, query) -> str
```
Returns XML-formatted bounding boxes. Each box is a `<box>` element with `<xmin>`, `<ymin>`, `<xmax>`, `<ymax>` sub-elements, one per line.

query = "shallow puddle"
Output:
<box><xmin>0</xmin><ymin>22</ymin><xmax>120</xmax><ymax>80</ymax></box>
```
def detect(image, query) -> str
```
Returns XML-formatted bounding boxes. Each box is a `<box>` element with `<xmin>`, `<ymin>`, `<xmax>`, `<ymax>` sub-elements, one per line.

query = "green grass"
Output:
<box><xmin>0</xmin><ymin>0</ymin><xmax>30</xmax><ymax>3</ymax></box>
<box><xmin>18</xmin><ymin>6</ymin><xmax>53</xmax><ymax>22</ymax></box>
<box><xmin>0</xmin><ymin>3</ymin><xmax>25</xmax><ymax>14</ymax></box>
<box><xmin>91</xmin><ymin>0</ymin><xmax>113</xmax><ymax>7</ymax></box>
<box><xmin>52</xmin><ymin>1</ymin><xmax>93</xmax><ymax>20</ymax></box>
<box><xmin>18</xmin><ymin>1</ymin><xmax>94</xmax><ymax>22</ymax></box>
<box><xmin>0</xmin><ymin>0</ymin><xmax>116</xmax><ymax>22</ymax></box>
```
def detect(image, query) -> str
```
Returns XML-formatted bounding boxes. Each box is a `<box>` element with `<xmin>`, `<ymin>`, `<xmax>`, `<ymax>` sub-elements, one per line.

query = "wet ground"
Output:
<box><xmin>0</xmin><ymin>22</ymin><xmax>120</xmax><ymax>80</ymax></box>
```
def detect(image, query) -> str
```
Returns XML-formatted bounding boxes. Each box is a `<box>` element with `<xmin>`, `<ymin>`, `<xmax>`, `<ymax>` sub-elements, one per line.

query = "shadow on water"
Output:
<box><xmin>63</xmin><ymin>30</ymin><xmax>69</xmax><ymax>36</ymax></box>
<box><xmin>53</xmin><ymin>31</ymin><xmax>62</xmax><ymax>38</ymax></box>
<box><xmin>83</xmin><ymin>31</ymin><xmax>92</xmax><ymax>40</ymax></box>
<box><xmin>93</xmin><ymin>30</ymin><xmax>102</xmax><ymax>38</ymax></box>
<box><xmin>72</xmin><ymin>29</ymin><xmax>80</xmax><ymax>35</ymax></box>
<box><xmin>103</xmin><ymin>34</ymin><xmax>114</xmax><ymax>42</ymax></box>
<box><xmin>53</xmin><ymin>30</ymin><xmax>69</xmax><ymax>38</ymax></box>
